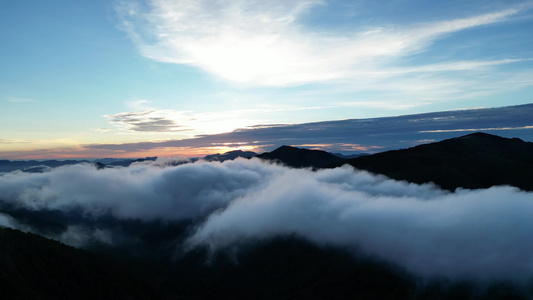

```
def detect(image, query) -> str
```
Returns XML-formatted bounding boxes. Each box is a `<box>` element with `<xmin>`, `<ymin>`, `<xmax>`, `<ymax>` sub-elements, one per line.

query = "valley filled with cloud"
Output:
<box><xmin>2</xmin><ymin>1</ymin><xmax>533</xmax><ymax>298</ymax></box>
<box><xmin>1</xmin><ymin>158</ymin><xmax>532</xmax><ymax>283</ymax></box>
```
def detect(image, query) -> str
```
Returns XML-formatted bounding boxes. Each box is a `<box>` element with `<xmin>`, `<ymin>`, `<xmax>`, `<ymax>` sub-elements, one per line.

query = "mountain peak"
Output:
<box><xmin>257</xmin><ymin>145</ymin><xmax>344</xmax><ymax>168</ymax></box>
<box><xmin>341</xmin><ymin>132</ymin><xmax>533</xmax><ymax>191</ymax></box>
<box><xmin>455</xmin><ymin>132</ymin><xmax>509</xmax><ymax>140</ymax></box>
<box><xmin>203</xmin><ymin>150</ymin><xmax>257</xmax><ymax>162</ymax></box>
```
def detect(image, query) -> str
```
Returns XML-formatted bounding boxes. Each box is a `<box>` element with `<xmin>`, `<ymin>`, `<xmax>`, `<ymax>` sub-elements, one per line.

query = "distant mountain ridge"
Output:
<box><xmin>336</xmin><ymin>132</ymin><xmax>533</xmax><ymax>191</ymax></box>
<box><xmin>203</xmin><ymin>150</ymin><xmax>257</xmax><ymax>162</ymax></box>
<box><xmin>3</xmin><ymin>133</ymin><xmax>533</xmax><ymax>192</ymax></box>
<box><xmin>0</xmin><ymin>157</ymin><xmax>158</xmax><ymax>173</ymax></box>
<box><xmin>256</xmin><ymin>145</ymin><xmax>344</xmax><ymax>169</ymax></box>
<box><xmin>0</xmin><ymin>159</ymin><xmax>90</xmax><ymax>173</ymax></box>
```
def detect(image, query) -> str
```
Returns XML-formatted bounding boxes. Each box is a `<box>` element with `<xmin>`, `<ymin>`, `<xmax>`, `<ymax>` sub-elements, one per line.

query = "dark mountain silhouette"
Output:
<box><xmin>336</xmin><ymin>132</ymin><xmax>533</xmax><ymax>191</ymax></box>
<box><xmin>171</xmin><ymin>236</ymin><xmax>418</xmax><ymax>300</ymax></box>
<box><xmin>0</xmin><ymin>157</ymin><xmax>160</xmax><ymax>173</ymax></box>
<box><xmin>3</xmin><ymin>133</ymin><xmax>533</xmax><ymax>298</ymax></box>
<box><xmin>203</xmin><ymin>150</ymin><xmax>257</xmax><ymax>162</ymax></box>
<box><xmin>92</xmin><ymin>158</ymin><xmax>134</xmax><ymax>164</ymax></box>
<box><xmin>256</xmin><ymin>145</ymin><xmax>344</xmax><ymax>168</ymax></box>
<box><xmin>101</xmin><ymin>156</ymin><xmax>158</xmax><ymax>167</ymax></box>
<box><xmin>0</xmin><ymin>227</ymin><xmax>168</xmax><ymax>300</ymax></box>
<box><xmin>0</xmin><ymin>225</ymin><xmax>419</xmax><ymax>299</ymax></box>
<box><xmin>0</xmin><ymin>159</ymin><xmax>90</xmax><ymax>173</ymax></box>
<box><xmin>332</xmin><ymin>152</ymin><xmax>369</xmax><ymax>159</ymax></box>
<box><xmin>2</xmin><ymin>224</ymin><xmax>528</xmax><ymax>299</ymax></box>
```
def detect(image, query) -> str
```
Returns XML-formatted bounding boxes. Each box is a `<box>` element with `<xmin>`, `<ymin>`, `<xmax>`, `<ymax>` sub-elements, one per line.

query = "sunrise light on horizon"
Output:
<box><xmin>2</xmin><ymin>0</ymin><xmax>533</xmax><ymax>159</ymax></box>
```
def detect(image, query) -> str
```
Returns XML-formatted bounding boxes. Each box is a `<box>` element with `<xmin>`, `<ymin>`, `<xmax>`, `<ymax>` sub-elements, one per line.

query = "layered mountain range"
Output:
<box><xmin>4</xmin><ymin>132</ymin><xmax>533</xmax><ymax>192</ymax></box>
<box><xmin>228</xmin><ymin>132</ymin><xmax>533</xmax><ymax>191</ymax></box>
<box><xmin>1</xmin><ymin>132</ymin><xmax>533</xmax><ymax>299</ymax></box>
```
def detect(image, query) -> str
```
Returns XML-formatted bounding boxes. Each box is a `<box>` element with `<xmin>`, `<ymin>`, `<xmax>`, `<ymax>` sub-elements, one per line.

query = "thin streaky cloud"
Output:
<box><xmin>118</xmin><ymin>0</ymin><xmax>532</xmax><ymax>87</ymax></box>
<box><xmin>0</xmin><ymin>139</ymin><xmax>34</xmax><ymax>144</ymax></box>
<box><xmin>420</xmin><ymin>126</ymin><xmax>533</xmax><ymax>133</ymax></box>
<box><xmin>410</xmin><ymin>4</ymin><xmax>531</xmax><ymax>37</ymax></box>
<box><xmin>104</xmin><ymin>105</ymin><xmax>336</xmax><ymax>135</ymax></box>
<box><xmin>86</xmin><ymin>104</ymin><xmax>533</xmax><ymax>156</ymax></box>
<box><xmin>104</xmin><ymin>110</ymin><xmax>188</xmax><ymax>133</ymax></box>
<box><xmin>367</xmin><ymin>59</ymin><xmax>532</xmax><ymax>76</ymax></box>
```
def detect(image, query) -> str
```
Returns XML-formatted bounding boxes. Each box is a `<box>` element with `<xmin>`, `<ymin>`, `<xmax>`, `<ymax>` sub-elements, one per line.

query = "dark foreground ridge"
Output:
<box><xmin>0</xmin><ymin>227</ymin><xmax>166</xmax><ymax>300</ymax></box>
<box><xmin>0</xmin><ymin>226</ymin><xmax>418</xmax><ymax>300</ymax></box>
<box><xmin>2</xmin><ymin>226</ymin><xmax>531</xmax><ymax>300</ymax></box>
<box><xmin>335</xmin><ymin>132</ymin><xmax>533</xmax><ymax>191</ymax></box>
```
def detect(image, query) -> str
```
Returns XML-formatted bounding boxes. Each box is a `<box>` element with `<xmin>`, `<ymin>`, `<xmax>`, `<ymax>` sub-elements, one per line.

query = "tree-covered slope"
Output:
<box><xmin>338</xmin><ymin>132</ymin><xmax>533</xmax><ymax>191</ymax></box>
<box><xmin>0</xmin><ymin>227</ymin><xmax>168</xmax><ymax>300</ymax></box>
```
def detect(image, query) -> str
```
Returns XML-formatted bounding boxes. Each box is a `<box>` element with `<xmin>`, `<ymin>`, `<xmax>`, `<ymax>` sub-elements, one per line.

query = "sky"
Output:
<box><xmin>1</xmin><ymin>0</ymin><xmax>533</xmax><ymax>158</ymax></box>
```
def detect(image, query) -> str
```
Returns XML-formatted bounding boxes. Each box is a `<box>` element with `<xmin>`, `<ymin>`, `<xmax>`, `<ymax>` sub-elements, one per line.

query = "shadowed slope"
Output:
<box><xmin>203</xmin><ymin>150</ymin><xmax>257</xmax><ymax>162</ymax></box>
<box><xmin>257</xmin><ymin>145</ymin><xmax>344</xmax><ymax>168</ymax></box>
<box><xmin>0</xmin><ymin>227</ymin><xmax>167</xmax><ymax>300</ymax></box>
<box><xmin>338</xmin><ymin>132</ymin><xmax>533</xmax><ymax>191</ymax></box>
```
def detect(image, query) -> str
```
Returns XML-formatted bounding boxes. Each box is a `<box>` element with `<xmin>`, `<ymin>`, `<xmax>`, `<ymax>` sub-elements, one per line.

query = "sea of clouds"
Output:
<box><xmin>1</xmin><ymin>158</ymin><xmax>532</xmax><ymax>281</ymax></box>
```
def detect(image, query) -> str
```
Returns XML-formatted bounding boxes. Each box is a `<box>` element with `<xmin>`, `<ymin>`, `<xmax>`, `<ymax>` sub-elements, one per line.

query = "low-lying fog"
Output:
<box><xmin>1</xmin><ymin>157</ymin><xmax>532</xmax><ymax>281</ymax></box>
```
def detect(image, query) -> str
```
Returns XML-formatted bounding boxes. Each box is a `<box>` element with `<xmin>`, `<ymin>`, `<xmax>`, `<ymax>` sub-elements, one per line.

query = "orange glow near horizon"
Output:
<box><xmin>0</xmin><ymin>141</ymin><xmax>384</xmax><ymax>160</ymax></box>
<box><xmin>0</xmin><ymin>145</ymin><xmax>265</xmax><ymax>160</ymax></box>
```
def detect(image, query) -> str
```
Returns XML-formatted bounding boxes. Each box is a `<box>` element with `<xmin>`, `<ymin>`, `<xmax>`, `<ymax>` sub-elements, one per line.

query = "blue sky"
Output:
<box><xmin>1</xmin><ymin>0</ymin><xmax>533</xmax><ymax>158</ymax></box>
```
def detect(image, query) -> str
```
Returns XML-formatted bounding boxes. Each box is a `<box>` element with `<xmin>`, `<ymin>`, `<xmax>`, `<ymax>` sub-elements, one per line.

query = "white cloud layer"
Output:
<box><xmin>0</xmin><ymin>213</ymin><xmax>18</xmax><ymax>229</ymax></box>
<box><xmin>1</xmin><ymin>159</ymin><xmax>533</xmax><ymax>281</ymax></box>
<box><xmin>0</xmin><ymin>160</ymin><xmax>274</xmax><ymax>221</ymax></box>
<box><xmin>189</xmin><ymin>172</ymin><xmax>533</xmax><ymax>280</ymax></box>
<box><xmin>117</xmin><ymin>0</ymin><xmax>532</xmax><ymax>87</ymax></box>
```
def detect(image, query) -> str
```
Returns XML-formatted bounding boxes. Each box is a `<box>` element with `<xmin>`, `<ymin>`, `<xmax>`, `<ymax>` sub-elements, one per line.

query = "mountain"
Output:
<box><xmin>0</xmin><ymin>157</ymin><xmax>159</xmax><ymax>173</ymax></box>
<box><xmin>203</xmin><ymin>150</ymin><xmax>257</xmax><ymax>162</ymax></box>
<box><xmin>20</xmin><ymin>165</ymin><xmax>54</xmax><ymax>173</ymax></box>
<box><xmin>3</xmin><ymin>133</ymin><xmax>533</xmax><ymax>299</ymax></box>
<box><xmin>337</xmin><ymin>132</ymin><xmax>533</xmax><ymax>191</ymax></box>
<box><xmin>0</xmin><ymin>227</ymin><xmax>169</xmax><ymax>300</ymax></box>
<box><xmin>100</xmin><ymin>157</ymin><xmax>157</xmax><ymax>167</ymax></box>
<box><xmin>0</xmin><ymin>226</ymin><xmax>418</xmax><ymax>299</ymax></box>
<box><xmin>256</xmin><ymin>145</ymin><xmax>345</xmax><ymax>169</ymax></box>
<box><xmin>0</xmin><ymin>159</ymin><xmax>90</xmax><ymax>173</ymax></box>
<box><xmin>332</xmin><ymin>152</ymin><xmax>369</xmax><ymax>159</ymax></box>
<box><xmin>2</xmin><ymin>225</ymin><xmax>527</xmax><ymax>299</ymax></box>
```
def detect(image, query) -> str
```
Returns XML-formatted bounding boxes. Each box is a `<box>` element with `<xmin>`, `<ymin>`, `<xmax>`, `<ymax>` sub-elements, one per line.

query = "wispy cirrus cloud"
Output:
<box><xmin>4</xmin><ymin>104</ymin><xmax>533</xmax><ymax>159</ymax></box>
<box><xmin>0</xmin><ymin>139</ymin><xmax>34</xmax><ymax>144</ymax></box>
<box><xmin>371</xmin><ymin>59</ymin><xmax>531</xmax><ymax>76</ymax></box>
<box><xmin>104</xmin><ymin>108</ymin><xmax>268</xmax><ymax>136</ymax></box>
<box><xmin>117</xmin><ymin>0</ymin><xmax>533</xmax><ymax>88</ymax></box>
<box><xmin>104</xmin><ymin>110</ymin><xmax>189</xmax><ymax>132</ymax></box>
<box><xmin>95</xmin><ymin>104</ymin><xmax>533</xmax><ymax>156</ymax></box>
<box><xmin>104</xmin><ymin>100</ymin><xmax>334</xmax><ymax>135</ymax></box>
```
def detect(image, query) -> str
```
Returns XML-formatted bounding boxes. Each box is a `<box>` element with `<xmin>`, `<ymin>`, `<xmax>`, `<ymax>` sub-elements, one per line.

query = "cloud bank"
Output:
<box><xmin>1</xmin><ymin>159</ymin><xmax>532</xmax><ymax>281</ymax></box>
<box><xmin>189</xmin><ymin>173</ymin><xmax>533</xmax><ymax>280</ymax></box>
<box><xmin>3</xmin><ymin>104</ymin><xmax>532</xmax><ymax>160</ymax></box>
<box><xmin>0</xmin><ymin>159</ymin><xmax>274</xmax><ymax>221</ymax></box>
<box><xmin>93</xmin><ymin>104</ymin><xmax>533</xmax><ymax>155</ymax></box>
